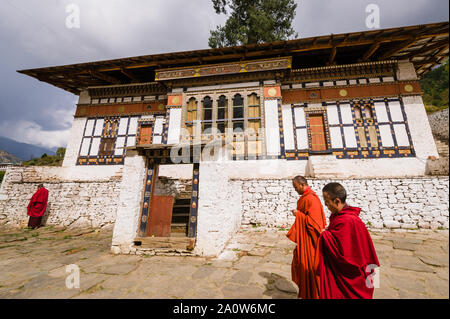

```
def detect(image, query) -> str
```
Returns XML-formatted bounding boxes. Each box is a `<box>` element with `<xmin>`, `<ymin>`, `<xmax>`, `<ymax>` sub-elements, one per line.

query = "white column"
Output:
<box><xmin>264</xmin><ymin>99</ymin><xmax>281</xmax><ymax>156</ymax></box>
<box><xmin>403</xmin><ymin>95</ymin><xmax>439</xmax><ymax>159</ymax></box>
<box><xmin>167</xmin><ymin>108</ymin><xmax>182</xmax><ymax>144</ymax></box>
<box><xmin>111</xmin><ymin>153</ymin><xmax>146</xmax><ymax>254</ymax></box>
<box><xmin>62</xmin><ymin>117</ymin><xmax>87</xmax><ymax>167</ymax></box>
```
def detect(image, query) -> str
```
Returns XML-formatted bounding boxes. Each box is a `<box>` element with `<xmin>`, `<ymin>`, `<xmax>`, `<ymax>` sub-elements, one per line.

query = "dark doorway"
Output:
<box><xmin>170</xmin><ymin>198</ymin><xmax>190</xmax><ymax>237</ymax></box>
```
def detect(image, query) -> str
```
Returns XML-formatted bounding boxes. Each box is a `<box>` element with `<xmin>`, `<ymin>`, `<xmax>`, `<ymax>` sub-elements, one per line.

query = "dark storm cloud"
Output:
<box><xmin>0</xmin><ymin>0</ymin><xmax>447</xmax><ymax>148</ymax></box>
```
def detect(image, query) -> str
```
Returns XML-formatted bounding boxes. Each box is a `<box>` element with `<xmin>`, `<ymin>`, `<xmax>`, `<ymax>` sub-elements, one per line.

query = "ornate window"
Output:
<box><xmin>247</xmin><ymin>93</ymin><xmax>261</xmax><ymax>132</ymax></box>
<box><xmin>202</xmin><ymin>96</ymin><xmax>213</xmax><ymax>133</ymax></box>
<box><xmin>78</xmin><ymin>116</ymin><xmax>138</xmax><ymax>165</ymax></box>
<box><xmin>232</xmin><ymin>94</ymin><xmax>244</xmax><ymax>131</ymax></box>
<box><xmin>183</xmin><ymin>90</ymin><xmax>262</xmax><ymax>158</ymax></box>
<box><xmin>216</xmin><ymin>95</ymin><xmax>228</xmax><ymax>134</ymax></box>
<box><xmin>185</xmin><ymin>97</ymin><xmax>197</xmax><ymax>137</ymax></box>
<box><xmin>352</xmin><ymin>101</ymin><xmax>379</xmax><ymax>150</ymax></box>
<box><xmin>247</xmin><ymin>93</ymin><xmax>262</xmax><ymax>157</ymax></box>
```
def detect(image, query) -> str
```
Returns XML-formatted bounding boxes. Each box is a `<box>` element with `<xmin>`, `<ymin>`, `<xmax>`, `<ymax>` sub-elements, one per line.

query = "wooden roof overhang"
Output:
<box><xmin>126</xmin><ymin>141</ymin><xmax>223</xmax><ymax>164</ymax></box>
<box><xmin>17</xmin><ymin>21</ymin><xmax>449</xmax><ymax>95</ymax></box>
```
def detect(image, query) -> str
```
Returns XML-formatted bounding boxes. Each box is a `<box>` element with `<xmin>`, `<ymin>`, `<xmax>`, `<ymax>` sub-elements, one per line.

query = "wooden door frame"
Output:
<box><xmin>305</xmin><ymin>109</ymin><xmax>332</xmax><ymax>155</ymax></box>
<box><xmin>137</xmin><ymin>159</ymin><xmax>199</xmax><ymax>239</ymax></box>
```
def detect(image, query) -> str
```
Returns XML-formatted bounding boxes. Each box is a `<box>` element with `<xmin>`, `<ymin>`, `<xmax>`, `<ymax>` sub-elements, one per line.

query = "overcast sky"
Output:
<box><xmin>0</xmin><ymin>0</ymin><xmax>448</xmax><ymax>149</ymax></box>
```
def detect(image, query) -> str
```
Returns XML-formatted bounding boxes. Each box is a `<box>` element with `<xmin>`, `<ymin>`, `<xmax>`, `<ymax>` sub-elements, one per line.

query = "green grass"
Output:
<box><xmin>21</xmin><ymin>148</ymin><xmax>66</xmax><ymax>167</ymax></box>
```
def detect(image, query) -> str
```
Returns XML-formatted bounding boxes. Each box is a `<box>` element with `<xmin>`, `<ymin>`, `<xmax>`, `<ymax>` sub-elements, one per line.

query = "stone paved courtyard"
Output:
<box><xmin>0</xmin><ymin>225</ymin><xmax>448</xmax><ymax>299</ymax></box>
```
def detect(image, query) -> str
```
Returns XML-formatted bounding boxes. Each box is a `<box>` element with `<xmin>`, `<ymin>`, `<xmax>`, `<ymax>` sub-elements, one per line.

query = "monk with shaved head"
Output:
<box><xmin>286</xmin><ymin>176</ymin><xmax>326</xmax><ymax>299</ymax></box>
<box><xmin>317</xmin><ymin>182</ymin><xmax>379</xmax><ymax>299</ymax></box>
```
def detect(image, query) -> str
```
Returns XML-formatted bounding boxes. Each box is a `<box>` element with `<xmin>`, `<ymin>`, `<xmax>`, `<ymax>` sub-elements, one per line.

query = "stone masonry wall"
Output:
<box><xmin>428</xmin><ymin>108</ymin><xmax>449</xmax><ymax>141</ymax></box>
<box><xmin>239</xmin><ymin>177</ymin><xmax>449</xmax><ymax>230</ymax></box>
<box><xmin>153</xmin><ymin>178</ymin><xmax>192</xmax><ymax>199</ymax></box>
<box><xmin>0</xmin><ymin>166</ymin><xmax>122</xmax><ymax>229</ymax></box>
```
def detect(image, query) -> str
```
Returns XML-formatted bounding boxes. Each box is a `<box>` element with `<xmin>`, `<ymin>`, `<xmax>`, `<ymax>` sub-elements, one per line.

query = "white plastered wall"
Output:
<box><xmin>403</xmin><ymin>95</ymin><xmax>439</xmax><ymax>159</ymax></box>
<box><xmin>167</xmin><ymin>108</ymin><xmax>182</xmax><ymax>144</ymax></box>
<box><xmin>62</xmin><ymin>117</ymin><xmax>87</xmax><ymax>167</ymax></box>
<box><xmin>264</xmin><ymin>99</ymin><xmax>280</xmax><ymax>156</ymax></box>
<box><xmin>194</xmin><ymin>161</ymin><xmax>243</xmax><ymax>256</ymax></box>
<box><xmin>111</xmin><ymin>153</ymin><xmax>146</xmax><ymax>254</ymax></box>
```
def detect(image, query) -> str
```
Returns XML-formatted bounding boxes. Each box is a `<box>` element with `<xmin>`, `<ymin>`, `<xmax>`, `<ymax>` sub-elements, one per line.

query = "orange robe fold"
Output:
<box><xmin>286</xmin><ymin>188</ymin><xmax>327</xmax><ymax>299</ymax></box>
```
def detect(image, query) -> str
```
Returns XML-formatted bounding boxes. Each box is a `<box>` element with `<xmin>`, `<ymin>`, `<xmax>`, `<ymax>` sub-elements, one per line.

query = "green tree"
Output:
<box><xmin>56</xmin><ymin>147</ymin><xmax>66</xmax><ymax>159</ymax></box>
<box><xmin>208</xmin><ymin>0</ymin><xmax>298</xmax><ymax>48</ymax></box>
<box><xmin>419</xmin><ymin>58</ymin><xmax>449</xmax><ymax>113</ymax></box>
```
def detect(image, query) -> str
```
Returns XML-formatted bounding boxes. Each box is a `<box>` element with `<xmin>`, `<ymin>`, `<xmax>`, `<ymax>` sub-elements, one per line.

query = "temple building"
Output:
<box><xmin>1</xmin><ymin>21</ymin><xmax>448</xmax><ymax>256</ymax></box>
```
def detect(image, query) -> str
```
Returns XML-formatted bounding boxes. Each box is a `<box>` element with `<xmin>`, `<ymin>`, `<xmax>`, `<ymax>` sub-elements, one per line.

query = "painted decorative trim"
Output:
<box><xmin>75</xmin><ymin>100</ymin><xmax>167</xmax><ymax>117</ymax></box>
<box><xmin>155</xmin><ymin>57</ymin><xmax>292</xmax><ymax>81</ymax></box>
<box><xmin>281</xmin><ymin>80</ymin><xmax>422</xmax><ymax>104</ymax></box>
<box><xmin>277</xmin><ymin>99</ymin><xmax>286</xmax><ymax>159</ymax></box>
<box><xmin>264</xmin><ymin>86</ymin><xmax>282</xmax><ymax>99</ymax></box>
<box><xmin>188</xmin><ymin>163</ymin><xmax>199</xmax><ymax>238</ymax></box>
<box><xmin>167</xmin><ymin>94</ymin><xmax>183</xmax><ymax>107</ymax></box>
<box><xmin>138</xmin><ymin>161</ymin><xmax>157</xmax><ymax>237</ymax></box>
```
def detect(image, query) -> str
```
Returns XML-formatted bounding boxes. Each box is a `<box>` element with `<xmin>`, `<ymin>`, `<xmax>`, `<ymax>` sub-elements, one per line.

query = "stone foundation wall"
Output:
<box><xmin>153</xmin><ymin>178</ymin><xmax>192</xmax><ymax>199</ymax></box>
<box><xmin>239</xmin><ymin>177</ymin><xmax>449</xmax><ymax>230</ymax></box>
<box><xmin>0</xmin><ymin>166</ymin><xmax>122</xmax><ymax>229</ymax></box>
<box><xmin>428</xmin><ymin>108</ymin><xmax>449</xmax><ymax>141</ymax></box>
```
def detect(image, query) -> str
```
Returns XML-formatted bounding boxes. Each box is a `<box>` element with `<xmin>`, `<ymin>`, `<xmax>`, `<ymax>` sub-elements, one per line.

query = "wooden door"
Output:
<box><xmin>146</xmin><ymin>195</ymin><xmax>174</xmax><ymax>237</ymax></box>
<box><xmin>138</xmin><ymin>125</ymin><xmax>153</xmax><ymax>145</ymax></box>
<box><xmin>309</xmin><ymin>114</ymin><xmax>327</xmax><ymax>151</ymax></box>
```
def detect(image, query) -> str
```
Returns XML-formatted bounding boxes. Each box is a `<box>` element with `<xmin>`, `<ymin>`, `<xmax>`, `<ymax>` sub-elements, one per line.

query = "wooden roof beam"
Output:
<box><xmin>328</xmin><ymin>46</ymin><xmax>337</xmax><ymax>65</ymax></box>
<box><xmin>361</xmin><ymin>41</ymin><xmax>381</xmax><ymax>61</ymax></box>
<box><xmin>120</xmin><ymin>68</ymin><xmax>140</xmax><ymax>83</ymax></box>
<box><xmin>379</xmin><ymin>37</ymin><xmax>419</xmax><ymax>59</ymax></box>
<box><xmin>89</xmin><ymin>70</ymin><xmax>121</xmax><ymax>84</ymax></box>
<box><xmin>404</xmin><ymin>40</ymin><xmax>449</xmax><ymax>60</ymax></box>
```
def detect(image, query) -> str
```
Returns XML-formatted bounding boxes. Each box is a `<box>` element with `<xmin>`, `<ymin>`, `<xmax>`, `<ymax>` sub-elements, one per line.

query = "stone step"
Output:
<box><xmin>134</xmin><ymin>236</ymin><xmax>194</xmax><ymax>250</ymax></box>
<box><xmin>434</xmin><ymin>139</ymin><xmax>449</xmax><ymax>157</ymax></box>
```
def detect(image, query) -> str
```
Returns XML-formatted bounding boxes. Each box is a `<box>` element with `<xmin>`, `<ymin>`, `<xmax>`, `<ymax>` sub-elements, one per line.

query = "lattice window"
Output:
<box><xmin>202</xmin><ymin>96</ymin><xmax>213</xmax><ymax>134</ymax></box>
<box><xmin>232</xmin><ymin>94</ymin><xmax>244</xmax><ymax>131</ymax></box>
<box><xmin>247</xmin><ymin>93</ymin><xmax>262</xmax><ymax>157</ymax></box>
<box><xmin>216</xmin><ymin>95</ymin><xmax>228</xmax><ymax>134</ymax></box>
<box><xmin>247</xmin><ymin>93</ymin><xmax>261</xmax><ymax>132</ymax></box>
<box><xmin>78</xmin><ymin>116</ymin><xmax>138</xmax><ymax>165</ymax></box>
<box><xmin>185</xmin><ymin>97</ymin><xmax>197</xmax><ymax>138</ymax></box>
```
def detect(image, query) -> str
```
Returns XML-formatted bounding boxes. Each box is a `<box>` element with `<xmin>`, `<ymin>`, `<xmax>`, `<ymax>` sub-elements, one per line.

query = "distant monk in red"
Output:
<box><xmin>27</xmin><ymin>183</ymin><xmax>48</xmax><ymax>229</ymax></box>
<box><xmin>286</xmin><ymin>176</ymin><xmax>327</xmax><ymax>299</ymax></box>
<box><xmin>318</xmin><ymin>182</ymin><xmax>380</xmax><ymax>299</ymax></box>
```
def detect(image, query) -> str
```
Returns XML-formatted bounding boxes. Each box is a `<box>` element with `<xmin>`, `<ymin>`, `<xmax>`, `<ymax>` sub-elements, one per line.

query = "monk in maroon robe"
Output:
<box><xmin>27</xmin><ymin>184</ymin><xmax>48</xmax><ymax>229</ymax></box>
<box><xmin>317</xmin><ymin>182</ymin><xmax>379</xmax><ymax>299</ymax></box>
<box><xmin>286</xmin><ymin>176</ymin><xmax>327</xmax><ymax>299</ymax></box>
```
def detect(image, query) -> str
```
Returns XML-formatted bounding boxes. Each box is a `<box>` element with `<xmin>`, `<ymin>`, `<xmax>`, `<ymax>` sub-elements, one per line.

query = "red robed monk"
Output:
<box><xmin>27</xmin><ymin>183</ymin><xmax>48</xmax><ymax>229</ymax></box>
<box><xmin>286</xmin><ymin>176</ymin><xmax>327</xmax><ymax>299</ymax></box>
<box><xmin>318</xmin><ymin>182</ymin><xmax>380</xmax><ymax>299</ymax></box>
